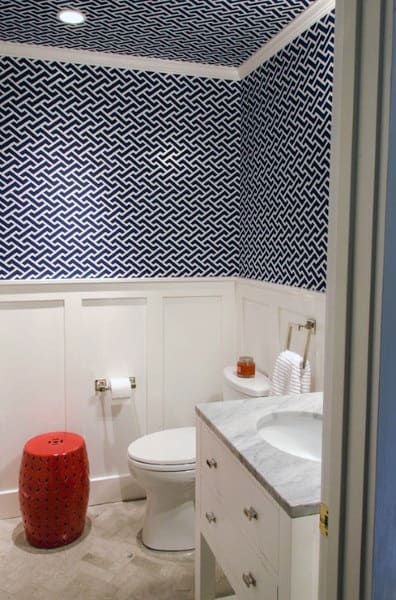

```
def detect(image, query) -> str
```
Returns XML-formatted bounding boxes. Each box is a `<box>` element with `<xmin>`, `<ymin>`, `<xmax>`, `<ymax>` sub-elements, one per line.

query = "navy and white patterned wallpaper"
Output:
<box><xmin>240</xmin><ymin>12</ymin><xmax>335</xmax><ymax>291</ymax></box>
<box><xmin>0</xmin><ymin>57</ymin><xmax>241</xmax><ymax>279</ymax></box>
<box><xmin>0</xmin><ymin>0</ymin><xmax>316</xmax><ymax>67</ymax></box>
<box><xmin>0</xmin><ymin>13</ymin><xmax>334</xmax><ymax>287</ymax></box>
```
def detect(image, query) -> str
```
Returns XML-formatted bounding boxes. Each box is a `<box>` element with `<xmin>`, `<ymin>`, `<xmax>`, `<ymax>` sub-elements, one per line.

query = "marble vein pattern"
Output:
<box><xmin>196</xmin><ymin>392</ymin><xmax>322</xmax><ymax>517</ymax></box>
<box><xmin>0</xmin><ymin>500</ymin><xmax>232</xmax><ymax>599</ymax></box>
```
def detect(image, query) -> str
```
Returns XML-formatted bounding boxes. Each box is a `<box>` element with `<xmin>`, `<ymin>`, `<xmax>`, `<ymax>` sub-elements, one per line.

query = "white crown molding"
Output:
<box><xmin>0</xmin><ymin>40</ymin><xmax>240</xmax><ymax>81</ymax></box>
<box><xmin>237</xmin><ymin>0</ymin><xmax>335</xmax><ymax>80</ymax></box>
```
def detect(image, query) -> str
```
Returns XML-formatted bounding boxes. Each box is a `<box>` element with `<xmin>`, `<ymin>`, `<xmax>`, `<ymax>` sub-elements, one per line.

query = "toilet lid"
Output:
<box><xmin>223</xmin><ymin>366</ymin><xmax>271</xmax><ymax>397</ymax></box>
<box><xmin>128</xmin><ymin>427</ymin><xmax>196</xmax><ymax>466</ymax></box>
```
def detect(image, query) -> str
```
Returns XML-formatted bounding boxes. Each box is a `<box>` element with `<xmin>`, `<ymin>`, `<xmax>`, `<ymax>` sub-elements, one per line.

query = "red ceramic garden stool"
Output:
<box><xmin>19</xmin><ymin>432</ymin><xmax>90</xmax><ymax>548</ymax></box>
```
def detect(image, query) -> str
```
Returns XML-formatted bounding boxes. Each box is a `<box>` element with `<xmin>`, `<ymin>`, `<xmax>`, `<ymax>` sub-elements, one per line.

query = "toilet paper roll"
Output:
<box><xmin>110</xmin><ymin>377</ymin><xmax>132</xmax><ymax>400</ymax></box>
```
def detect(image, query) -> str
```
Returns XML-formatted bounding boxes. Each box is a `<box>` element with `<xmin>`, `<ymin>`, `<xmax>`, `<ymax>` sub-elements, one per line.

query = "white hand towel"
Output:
<box><xmin>271</xmin><ymin>350</ymin><xmax>311</xmax><ymax>396</ymax></box>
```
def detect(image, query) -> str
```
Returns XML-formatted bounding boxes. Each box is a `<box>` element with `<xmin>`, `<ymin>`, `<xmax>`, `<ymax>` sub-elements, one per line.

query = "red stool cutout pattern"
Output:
<box><xmin>19</xmin><ymin>431</ymin><xmax>90</xmax><ymax>548</ymax></box>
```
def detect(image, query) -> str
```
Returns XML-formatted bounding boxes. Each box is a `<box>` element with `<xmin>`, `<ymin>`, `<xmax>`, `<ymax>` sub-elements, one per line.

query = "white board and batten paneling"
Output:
<box><xmin>0</xmin><ymin>277</ymin><xmax>324</xmax><ymax>519</ymax></box>
<box><xmin>0</xmin><ymin>278</ymin><xmax>236</xmax><ymax>518</ymax></box>
<box><xmin>236</xmin><ymin>278</ymin><xmax>326</xmax><ymax>391</ymax></box>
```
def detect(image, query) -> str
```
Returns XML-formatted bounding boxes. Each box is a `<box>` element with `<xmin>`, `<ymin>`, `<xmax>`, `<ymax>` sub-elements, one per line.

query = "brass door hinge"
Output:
<box><xmin>320</xmin><ymin>502</ymin><xmax>329</xmax><ymax>537</ymax></box>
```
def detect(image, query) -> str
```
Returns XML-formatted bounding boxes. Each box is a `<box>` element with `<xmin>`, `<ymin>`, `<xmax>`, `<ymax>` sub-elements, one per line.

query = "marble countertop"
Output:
<box><xmin>196</xmin><ymin>392</ymin><xmax>322</xmax><ymax>518</ymax></box>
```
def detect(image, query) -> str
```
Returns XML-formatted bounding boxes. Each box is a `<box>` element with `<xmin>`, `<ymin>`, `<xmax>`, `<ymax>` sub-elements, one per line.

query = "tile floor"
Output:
<box><xmin>0</xmin><ymin>500</ymin><xmax>233</xmax><ymax>600</ymax></box>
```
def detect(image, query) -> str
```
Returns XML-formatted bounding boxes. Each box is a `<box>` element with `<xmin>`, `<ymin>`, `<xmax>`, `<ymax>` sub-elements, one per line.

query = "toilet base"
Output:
<box><xmin>129</xmin><ymin>461</ymin><xmax>195</xmax><ymax>552</ymax></box>
<box><xmin>142</xmin><ymin>490</ymin><xmax>195</xmax><ymax>552</ymax></box>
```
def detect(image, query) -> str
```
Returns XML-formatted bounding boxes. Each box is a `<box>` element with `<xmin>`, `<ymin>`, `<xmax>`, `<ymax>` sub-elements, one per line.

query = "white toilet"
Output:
<box><xmin>128</xmin><ymin>427</ymin><xmax>196</xmax><ymax>551</ymax></box>
<box><xmin>127</xmin><ymin>366</ymin><xmax>271</xmax><ymax>552</ymax></box>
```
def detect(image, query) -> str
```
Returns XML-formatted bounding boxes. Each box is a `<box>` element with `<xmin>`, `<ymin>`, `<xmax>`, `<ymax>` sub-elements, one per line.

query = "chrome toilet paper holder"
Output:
<box><xmin>94</xmin><ymin>377</ymin><xmax>136</xmax><ymax>393</ymax></box>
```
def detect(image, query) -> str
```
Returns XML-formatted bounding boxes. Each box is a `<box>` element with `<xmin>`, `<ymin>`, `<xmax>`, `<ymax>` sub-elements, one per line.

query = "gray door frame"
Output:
<box><xmin>319</xmin><ymin>1</ymin><xmax>394</xmax><ymax>598</ymax></box>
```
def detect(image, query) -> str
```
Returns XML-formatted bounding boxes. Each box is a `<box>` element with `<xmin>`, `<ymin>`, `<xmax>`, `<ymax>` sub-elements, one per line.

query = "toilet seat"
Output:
<box><xmin>128</xmin><ymin>427</ymin><xmax>196</xmax><ymax>472</ymax></box>
<box><xmin>129</xmin><ymin>457</ymin><xmax>195</xmax><ymax>472</ymax></box>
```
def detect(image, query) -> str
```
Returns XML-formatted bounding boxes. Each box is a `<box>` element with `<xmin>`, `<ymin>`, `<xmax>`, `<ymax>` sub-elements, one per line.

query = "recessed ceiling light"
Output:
<box><xmin>57</xmin><ymin>8</ymin><xmax>86</xmax><ymax>26</ymax></box>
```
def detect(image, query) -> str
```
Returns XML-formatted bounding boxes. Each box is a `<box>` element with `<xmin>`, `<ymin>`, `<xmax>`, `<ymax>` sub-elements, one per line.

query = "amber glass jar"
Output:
<box><xmin>236</xmin><ymin>356</ymin><xmax>255</xmax><ymax>378</ymax></box>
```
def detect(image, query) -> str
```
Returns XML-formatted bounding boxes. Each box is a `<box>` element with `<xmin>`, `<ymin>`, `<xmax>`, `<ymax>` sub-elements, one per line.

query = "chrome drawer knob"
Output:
<box><xmin>206</xmin><ymin>458</ymin><xmax>218</xmax><ymax>469</ymax></box>
<box><xmin>243</xmin><ymin>506</ymin><xmax>258</xmax><ymax>521</ymax></box>
<box><xmin>242</xmin><ymin>572</ymin><xmax>256</xmax><ymax>588</ymax></box>
<box><xmin>205</xmin><ymin>512</ymin><xmax>217</xmax><ymax>524</ymax></box>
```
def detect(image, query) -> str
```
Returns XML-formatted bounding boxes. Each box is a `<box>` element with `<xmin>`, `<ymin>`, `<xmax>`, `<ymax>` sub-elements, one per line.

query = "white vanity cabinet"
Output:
<box><xmin>195</xmin><ymin>417</ymin><xmax>320</xmax><ymax>600</ymax></box>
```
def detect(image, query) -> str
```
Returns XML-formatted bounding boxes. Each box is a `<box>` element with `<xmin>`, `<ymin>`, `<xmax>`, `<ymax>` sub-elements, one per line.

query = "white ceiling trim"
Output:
<box><xmin>0</xmin><ymin>40</ymin><xmax>240</xmax><ymax>81</ymax></box>
<box><xmin>237</xmin><ymin>0</ymin><xmax>335</xmax><ymax>79</ymax></box>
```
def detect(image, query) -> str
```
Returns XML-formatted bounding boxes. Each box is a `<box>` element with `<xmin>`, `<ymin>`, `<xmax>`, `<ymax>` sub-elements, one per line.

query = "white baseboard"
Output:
<box><xmin>0</xmin><ymin>474</ymin><xmax>145</xmax><ymax>519</ymax></box>
<box><xmin>0</xmin><ymin>488</ymin><xmax>19</xmax><ymax>519</ymax></box>
<box><xmin>89</xmin><ymin>473</ymin><xmax>145</xmax><ymax>506</ymax></box>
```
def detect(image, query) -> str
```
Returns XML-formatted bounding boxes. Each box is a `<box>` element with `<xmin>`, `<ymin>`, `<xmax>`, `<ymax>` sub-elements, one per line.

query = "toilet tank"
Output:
<box><xmin>222</xmin><ymin>366</ymin><xmax>271</xmax><ymax>400</ymax></box>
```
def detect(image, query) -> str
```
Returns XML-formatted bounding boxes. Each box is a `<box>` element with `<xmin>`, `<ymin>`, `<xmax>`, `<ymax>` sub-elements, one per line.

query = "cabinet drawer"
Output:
<box><xmin>201</xmin><ymin>485</ymin><xmax>278</xmax><ymax>600</ymax></box>
<box><xmin>199</xmin><ymin>421</ymin><xmax>230</xmax><ymax>496</ymax></box>
<box><xmin>200</xmin><ymin>423</ymin><xmax>279</xmax><ymax>570</ymax></box>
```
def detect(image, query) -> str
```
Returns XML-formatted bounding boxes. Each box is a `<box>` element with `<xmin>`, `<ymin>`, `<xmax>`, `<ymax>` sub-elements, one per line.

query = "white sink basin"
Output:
<box><xmin>257</xmin><ymin>411</ymin><xmax>322</xmax><ymax>462</ymax></box>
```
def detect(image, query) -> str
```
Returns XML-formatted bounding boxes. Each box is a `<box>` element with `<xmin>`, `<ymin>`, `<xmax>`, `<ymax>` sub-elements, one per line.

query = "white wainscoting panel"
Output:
<box><xmin>240</xmin><ymin>298</ymin><xmax>278</xmax><ymax>376</ymax></box>
<box><xmin>163</xmin><ymin>296</ymin><xmax>223</xmax><ymax>429</ymax></box>
<box><xmin>75</xmin><ymin>296</ymin><xmax>147</xmax><ymax>499</ymax></box>
<box><xmin>0</xmin><ymin>299</ymin><xmax>65</xmax><ymax>516</ymax></box>
<box><xmin>236</xmin><ymin>279</ymin><xmax>326</xmax><ymax>391</ymax></box>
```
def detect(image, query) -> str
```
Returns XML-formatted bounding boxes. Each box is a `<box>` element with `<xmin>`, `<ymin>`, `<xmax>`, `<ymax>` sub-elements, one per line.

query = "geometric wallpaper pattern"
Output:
<box><xmin>240</xmin><ymin>11</ymin><xmax>335</xmax><ymax>291</ymax></box>
<box><xmin>0</xmin><ymin>57</ymin><xmax>241</xmax><ymax>279</ymax></box>
<box><xmin>0</xmin><ymin>13</ymin><xmax>334</xmax><ymax>288</ymax></box>
<box><xmin>0</xmin><ymin>0</ymin><xmax>316</xmax><ymax>67</ymax></box>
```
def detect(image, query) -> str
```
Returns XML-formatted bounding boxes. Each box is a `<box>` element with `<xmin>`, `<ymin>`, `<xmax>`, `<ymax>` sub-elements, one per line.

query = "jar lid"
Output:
<box><xmin>238</xmin><ymin>356</ymin><xmax>254</xmax><ymax>364</ymax></box>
